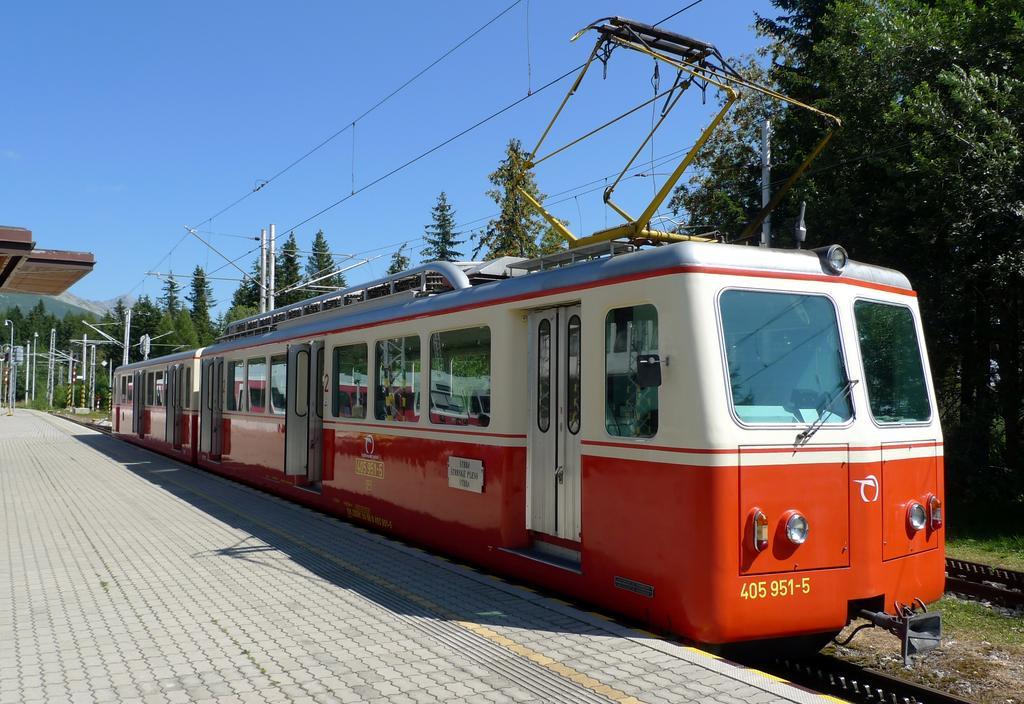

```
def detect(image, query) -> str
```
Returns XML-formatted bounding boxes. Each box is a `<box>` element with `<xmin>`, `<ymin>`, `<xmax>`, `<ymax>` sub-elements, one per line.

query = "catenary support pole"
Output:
<box><xmin>269</xmin><ymin>223</ymin><xmax>276</xmax><ymax>311</ymax></box>
<box><xmin>122</xmin><ymin>308</ymin><xmax>131</xmax><ymax>367</ymax></box>
<box><xmin>760</xmin><ymin>118</ymin><xmax>772</xmax><ymax>248</ymax></box>
<box><xmin>259</xmin><ymin>228</ymin><xmax>267</xmax><ymax>314</ymax></box>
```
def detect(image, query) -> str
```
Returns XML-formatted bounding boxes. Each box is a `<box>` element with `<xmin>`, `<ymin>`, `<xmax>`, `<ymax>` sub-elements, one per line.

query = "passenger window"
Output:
<box><xmin>247</xmin><ymin>357</ymin><xmax>267</xmax><ymax>413</ymax></box>
<box><xmin>605</xmin><ymin>305</ymin><xmax>658</xmax><ymax>438</ymax></box>
<box><xmin>429</xmin><ymin>327</ymin><xmax>490</xmax><ymax>427</ymax></box>
<box><xmin>720</xmin><ymin>290</ymin><xmax>851</xmax><ymax>425</ymax></box>
<box><xmin>127</xmin><ymin>379</ymin><xmax>133</xmax><ymax>402</ymax></box>
<box><xmin>537</xmin><ymin>319</ymin><xmax>551</xmax><ymax>432</ymax></box>
<box><xmin>146</xmin><ymin>372</ymin><xmax>155</xmax><ymax>406</ymax></box>
<box><xmin>375</xmin><ymin>336</ymin><xmax>420</xmax><ymax>422</ymax></box>
<box><xmin>226</xmin><ymin>361</ymin><xmax>244</xmax><ymax>411</ymax></box>
<box><xmin>854</xmin><ymin>301</ymin><xmax>931</xmax><ymax>423</ymax></box>
<box><xmin>567</xmin><ymin>315</ymin><xmax>581</xmax><ymax>434</ymax></box>
<box><xmin>294</xmin><ymin>350</ymin><xmax>309</xmax><ymax>417</ymax></box>
<box><xmin>121</xmin><ymin>376</ymin><xmax>127</xmax><ymax>403</ymax></box>
<box><xmin>270</xmin><ymin>355</ymin><xmax>287</xmax><ymax>415</ymax></box>
<box><xmin>155</xmin><ymin>371</ymin><xmax>164</xmax><ymax>407</ymax></box>
<box><xmin>315</xmin><ymin>346</ymin><xmax>324</xmax><ymax>420</ymax></box>
<box><xmin>332</xmin><ymin>344</ymin><xmax>368</xmax><ymax>419</ymax></box>
<box><xmin>183</xmin><ymin>368</ymin><xmax>191</xmax><ymax>409</ymax></box>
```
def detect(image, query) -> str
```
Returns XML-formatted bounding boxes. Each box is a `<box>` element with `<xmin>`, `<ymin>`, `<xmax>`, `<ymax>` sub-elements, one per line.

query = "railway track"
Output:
<box><xmin>764</xmin><ymin>654</ymin><xmax>976</xmax><ymax>704</ymax></box>
<box><xmin>945</xmin><ymin>557</ymin><xmax>1024</xmax><ymax>608</ymax></box>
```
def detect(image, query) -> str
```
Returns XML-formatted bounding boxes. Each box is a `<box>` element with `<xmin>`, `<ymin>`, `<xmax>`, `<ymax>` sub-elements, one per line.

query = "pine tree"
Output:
<box><xmin>187</xmin><ymin>265</ymin><xmax>216</xmax><ymax>345</ymax></box>
<box><xmin>230</xmin><ymin>254</ymin><xmax>263</xmax><ymax>310</ymax></box>
<box><xmin>305</xmin><ymin>229</ymin><xmax>346</xmax><ymax>295</ymax></box>
<box><xmin>159</xmin><ymin>273</ymin><xmax>182</xmax><ymax>315</ymax></box>
<box><xmin>275</xmin><ymin>232</ymin><xmax>304</xmax><ymax>306</ymax></box>
<box><xmin>421</xmin><ymin>192</ymin><xmax>463</xmax><ymax>261</ymax></box>
<box><xmin>474</xmin><ymin>139</ymin><xmax>550</xmax><ymax>258</ymax></box>
<box><xmin>387</xmin><ymin>244</ymin><xmax>411</xmax><ymax>275</ymax></box>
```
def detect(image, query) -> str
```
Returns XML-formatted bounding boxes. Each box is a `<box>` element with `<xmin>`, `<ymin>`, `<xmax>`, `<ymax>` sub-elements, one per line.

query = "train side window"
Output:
<box><xmin>183</xmin><ymin>368</ymin><xmax>191</xmax><ymax>409</ymax></box>
<box><xmin>226</xmin><ymin>360</ymin><xmax>244</xmax><ymax>411</ymax></box>
<box><xmin>146</xmin><ymin>372</ymin><xmax>155</xmax><ymax>406</ymax></box>
<box><xmin>605</xmin><ymin>305</ymin><xmax>659</xmax><ymax>438</ymax></box>
<box><xmin>121</xmin><ymin>375</ymin><xmax>128</xmax><ymax>403</ymax></box>
<box><xmin>155</xmin><ymin>371</ymin><xmax>164</xmax><ymax>407</ymax></box>
<box><xmin>294</xmin><ymin>350</ymin><xmax>309</xmax><ymax>418</ymax></box>
<box><xmin>537</xmin><ymin>319</ymin><xmax>551</xmax><ymax>432</ymax></box>
<box><xmin>247</xmin><ymin>356</ymin><xmax>267</xmax><ymax>413</ymax></box>
<box><xmin>567</xmin><ymin>315</ymin><xmax>581</xmax><ymax>434</ymax></box>
<box><xmin>127</xmin><ymin>378</ymin><xmax>133</xmax><ymax>403</ymax></box>
<box><xmin>375</xmin><ymin>336</ymin><xmax>421</xmax><ymax>422</ymax></box>
<box><xmin>429</xmin><ymin>327</ymin><xmax>490</xmax><ymax>427</ymax></box>
<box><xmin>854</xmin><ymin>301</ymin><xmax>931</xmax><ymax>423</ymax></box>
<box><xmin>332</xmin><ymin>343</ymin><xmax>368</xmax><ymax>419</ymax></box>
<box><xmin>270</xmin><ymin>355</ymin><xmax>287</xmax><ymax>415</ymax></box>
<box><xmin>315</xmin><ymin>345</ymin><xmax>324</xmax><ymax>420</ymax></box>
<box><xmin>720</xmin><ymin>290</ymin><xmax>851</xmax><ymax>425</ymax></box>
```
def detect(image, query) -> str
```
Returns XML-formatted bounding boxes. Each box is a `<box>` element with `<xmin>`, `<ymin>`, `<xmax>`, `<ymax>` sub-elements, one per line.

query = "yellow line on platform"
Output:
<box><xmin>126</xmin><ymin>456</ymin><xmax>644</xmax><ymax>704</ymax></box>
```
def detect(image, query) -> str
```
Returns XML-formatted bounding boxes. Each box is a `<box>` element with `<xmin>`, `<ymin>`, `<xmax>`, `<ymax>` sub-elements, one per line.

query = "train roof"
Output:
<box><xmin>116</xmin><ymin>347</ymin><xmax>202</xmax><ymax>374</ymax></box>
<box><xmin>121</xmin><ymin>241</ymin><xmax>912</xmax><ymax>369</ymax></box>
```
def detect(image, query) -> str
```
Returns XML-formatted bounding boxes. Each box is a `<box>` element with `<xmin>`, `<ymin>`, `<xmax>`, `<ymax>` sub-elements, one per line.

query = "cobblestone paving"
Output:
<box><xmin>0</xmin><ymin>411</ymin><xmax>832</xmax><ymax>704</ymax></box>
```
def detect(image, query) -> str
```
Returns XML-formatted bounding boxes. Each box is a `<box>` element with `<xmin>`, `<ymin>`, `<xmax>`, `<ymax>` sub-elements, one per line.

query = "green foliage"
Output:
<box><xmin>230</xmin><ymin>254</ymin><xmax>263</xmax><ymax>310</ymax></box>
<box><xmin>475</xmin><ymin>138</ymin><xmax>551</xmax><ymax>258</ymax></box>
<box><xmin>275</xmin><ymin>232</ymin><xmax>304</xmax><ymax>306</ymax></box>
<box><xmin>421</xmin><ymin>192</ymin><xmax>464</xmax><ymax>262</ymax></box>
<box><xmin>224</xmin><ymin>304</ymin><xmax>257</xmax><ymax>325</ymax></box>
<box><xmin>187</xmin><ymin>266</ymin><xmax>216</xmax><ymax>346</ymax></box>
<box><xmin>387</xmin><ymin>244</ymin><xmax>411</xmax><ymax>275</ymax></box>
<box><xmin>158</xmin><ymin>272</ymin><xmax>182</xmax><ymax>314</ymax></box>
<box><xmin>305</xmin><ymin>229</ymin><xmax>346</xmax><ymax>293</ymax></box>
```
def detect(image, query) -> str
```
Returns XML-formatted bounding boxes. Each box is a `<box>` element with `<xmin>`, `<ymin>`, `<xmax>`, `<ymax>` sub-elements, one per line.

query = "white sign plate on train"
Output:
<box><xmin>448</xmin><ymin>457</ymin><xmax>484</xmax><ymax>493</ymax></box>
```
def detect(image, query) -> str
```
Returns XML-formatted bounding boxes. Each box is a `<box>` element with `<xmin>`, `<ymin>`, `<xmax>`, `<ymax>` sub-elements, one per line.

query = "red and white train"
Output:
<box><xmin>112</xmin><ymin>241</ymin><xmax>944</xmax><ymax>652</ymax></box>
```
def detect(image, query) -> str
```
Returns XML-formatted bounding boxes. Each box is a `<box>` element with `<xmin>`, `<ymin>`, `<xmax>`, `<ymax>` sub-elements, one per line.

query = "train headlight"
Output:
<box><xmin>907</xmin><ymin>501</ymin><xmax>927</xmax><ymax>532</ymax></box>
<box><xmin>822</xmin><ymin>245</ymin><xmax>848</xmax><ymax>274</ymax></box>
<box><xmin>927</xmin><ymin>495</ymin><xmax>943</xmax><ymax>530</ymax></box>
<box><xmin>750</xmin><ymin>508</ymin><xmax>769</xmax><ymax>552</ymax></box>
<box><xmin>784</xmin><ymin>511</ymin><xmax>809</xmax><ymax>545</ymax></box>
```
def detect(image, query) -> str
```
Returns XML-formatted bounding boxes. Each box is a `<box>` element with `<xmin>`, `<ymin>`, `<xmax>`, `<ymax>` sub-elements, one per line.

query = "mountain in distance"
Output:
<box><xmin>0</xmin><ymin>291</ymin><xmax>135</xmax><ymax>319</ymax></box>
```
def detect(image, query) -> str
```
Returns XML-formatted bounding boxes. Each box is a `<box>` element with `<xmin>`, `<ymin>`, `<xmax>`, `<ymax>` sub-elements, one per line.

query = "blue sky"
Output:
<box><xmin>1</xmin><ymin>0</ymin><xmax>774</xmax><ymax>314</ymax></box>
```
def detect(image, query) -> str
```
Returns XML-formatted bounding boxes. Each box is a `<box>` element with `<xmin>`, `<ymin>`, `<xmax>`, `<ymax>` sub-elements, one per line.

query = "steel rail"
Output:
<box><xmin>762</xmin><ymin>654</ymin><xmax>977</xmax><ymax>704</ymax></box>
<box><xmin>945</xmin><ymin>557</ymin><xmax>1024</xmax><ymax>608</ymax></box>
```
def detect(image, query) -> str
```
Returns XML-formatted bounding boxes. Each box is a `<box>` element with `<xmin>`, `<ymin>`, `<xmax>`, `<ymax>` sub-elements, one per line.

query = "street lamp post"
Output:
<box><xmin>32</xmin><ymin>331</ymin><xmax>39</xmax><ymax>401</ymax></box>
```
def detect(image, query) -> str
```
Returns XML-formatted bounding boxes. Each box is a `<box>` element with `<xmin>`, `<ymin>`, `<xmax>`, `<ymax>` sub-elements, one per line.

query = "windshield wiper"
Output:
<box><xmin>796</xmin><ymin>379</ymin><xmax>859</xmax><ymax>445</ymax></box>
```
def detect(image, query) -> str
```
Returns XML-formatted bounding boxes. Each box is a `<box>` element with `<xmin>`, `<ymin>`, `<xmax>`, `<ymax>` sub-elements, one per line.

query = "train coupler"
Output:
<box><xmin>857</xmin><ymin>600</ymin><xmax>942</xmax><ymax>666</ymax></box>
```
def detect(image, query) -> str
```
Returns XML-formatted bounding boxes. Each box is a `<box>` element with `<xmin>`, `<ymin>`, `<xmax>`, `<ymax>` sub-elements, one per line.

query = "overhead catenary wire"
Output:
<box><xmin>186</xmin><ymin>0</ymin><xmax>526</xmax><ymax>234</ymax></box>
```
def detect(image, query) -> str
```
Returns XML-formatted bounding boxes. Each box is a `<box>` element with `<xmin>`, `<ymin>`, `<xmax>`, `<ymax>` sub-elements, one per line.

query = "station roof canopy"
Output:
<box><xmin>0</xmin><ymin>226</ymin><xmax>95</xmax><ymax>296</ymax></box>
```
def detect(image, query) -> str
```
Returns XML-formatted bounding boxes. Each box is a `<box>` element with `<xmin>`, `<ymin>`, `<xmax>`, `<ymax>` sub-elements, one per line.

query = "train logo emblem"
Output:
<box><xmin>364</xmin><ymin>434</ymin><xmax>375</xmax><ymax>457</ymax></box>
<box><xmin>853</xmin><ymin>475</ymin><xmax>880</xmax><ymax>503</ymax></box>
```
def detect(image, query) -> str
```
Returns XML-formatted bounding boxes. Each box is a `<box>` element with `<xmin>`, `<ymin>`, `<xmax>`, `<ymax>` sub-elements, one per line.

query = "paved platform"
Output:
<box><xmin>0</xmin><ymin>411</ymin><xmax>834</xmax><ymax>704</ymax></box>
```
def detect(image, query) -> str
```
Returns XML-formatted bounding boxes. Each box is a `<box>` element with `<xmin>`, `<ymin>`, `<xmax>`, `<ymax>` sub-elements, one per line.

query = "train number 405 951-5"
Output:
<box><xmin>740</xmin><ymin>577</ymin><xmax>811</xmax><ymax>600</ymax></box>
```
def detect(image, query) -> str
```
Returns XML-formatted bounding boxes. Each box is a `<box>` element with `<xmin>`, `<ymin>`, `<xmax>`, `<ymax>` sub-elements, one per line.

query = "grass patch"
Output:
<box><xmin>938</xmin><ymin>595</ymin><xmax>1024</xmax><ymax>650</ymax></box>
<box><xmin>947</xmin><ymin>535</ymin><xmax>1024</xmax><ymax>571</ymax></box>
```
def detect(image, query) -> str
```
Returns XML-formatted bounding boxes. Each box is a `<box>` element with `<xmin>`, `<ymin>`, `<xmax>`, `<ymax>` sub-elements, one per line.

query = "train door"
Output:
<box><xmin>132</xmin><ymin>370</ymin><xmax>144</xmax><ymax>438</ymax></box>
<box><xmin>284</xmin><ymin>340</ymin><xmax>324</xmax><ymax>486</ymax></box>
<box><xmin>169</xmin><ymin>363</ymin><xmax>184</xmax><ymax>449</ymax></box>
<box><xmin>200</xmin><ymin>357</ymin><xmax>223</xmax><ymax>460</ymax></box>
<box><xmin>527</xmin><ymin>305</ymin><xmax>582</xmax><ymax>543</ymax></box>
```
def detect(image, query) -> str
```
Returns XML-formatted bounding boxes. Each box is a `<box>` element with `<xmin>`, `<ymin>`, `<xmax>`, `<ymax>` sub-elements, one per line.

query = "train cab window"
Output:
<box><xmin>375</xmin><ymin>335</ymin><xmax>421</xmax><ymax>422</ymax></box>
<box><xmin>247</xmin><ymin>357</ymin><xmax>267</xmax><ymax>413</ymax></box>
<box><xmin>332</xmin><ymin>344</ymin><xmax>368</xmax><ymax>419</ymax></box>
<box><xmin>269</xmin><ymin>355</ymin><xmax>287</xmax><ymax>415</ymax></box>
<box><xmin>720</xmin><ymin>290</ymin><xmax>852</xmax><ymax>425</ymax></box>
<box><xmin>146</xmin><ymin>372</ymin><xmax>155</xmax><ymax>406</ymax></box>
<box><xmin>605</xmin><ymin>305</ymin><xmax>659</xmax><ymax>437</ymax></box>
<box><xmin>854</xmin><ymin>301</ymin><xmax>931</xmax><ymax>423</ymax></box>
<box><xmin>226</xmin><ymin>361</ymin><xmax>245</xmax><ymax>411</ymax></box>
<box><xmin>428</xmin><ymin>327</ymin><xmax>490</xmax><ymax>427</ymax></box>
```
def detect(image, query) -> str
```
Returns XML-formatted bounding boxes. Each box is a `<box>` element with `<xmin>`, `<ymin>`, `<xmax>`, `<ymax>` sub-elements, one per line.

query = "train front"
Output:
<box><xmin>692</xmin><ymin>246</ymin><xmax>944</xmax><ymax>659</ymax></box>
